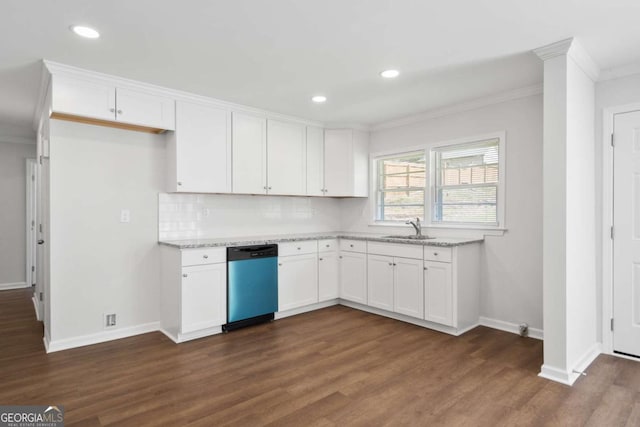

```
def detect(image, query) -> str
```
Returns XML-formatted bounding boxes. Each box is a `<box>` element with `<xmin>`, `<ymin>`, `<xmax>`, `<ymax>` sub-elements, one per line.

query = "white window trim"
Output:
<box><xmin>369</xmin><ymin>131</ymin><xmax>506</xmax><ymax>231</ymax></box>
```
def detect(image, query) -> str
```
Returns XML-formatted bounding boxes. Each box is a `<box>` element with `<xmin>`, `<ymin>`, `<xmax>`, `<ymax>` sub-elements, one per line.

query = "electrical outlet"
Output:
<box><xmin>120</xmin><ymin>209</ymin><xmax>130</xmax><ymax>223</ymax></box>
<box><xmin>105</xmin><ymin>313</ymin><xmax>117</xmax><ymax>328</ymax></box>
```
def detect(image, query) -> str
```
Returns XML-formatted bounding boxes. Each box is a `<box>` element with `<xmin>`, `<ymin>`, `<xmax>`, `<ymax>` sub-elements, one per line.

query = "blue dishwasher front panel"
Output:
<box><xmin>227</xmin><ymin>257</ymin><xmax>278</xmax><ymax>323</ymax></box>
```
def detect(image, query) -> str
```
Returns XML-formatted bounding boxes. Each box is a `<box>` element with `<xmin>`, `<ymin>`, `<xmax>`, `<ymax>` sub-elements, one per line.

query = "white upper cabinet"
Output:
<box><xmin>115</xmin><ymin>88</ymin><xmax>176</xmax><ymax>130</ymax></box>
<box><xmin>51</xmin><ymin>75</ymin><xmax>116</xmax><ymax>122</ymax></box>
<box><xmin>167</xmin><ymin>101</ymin><xmax>231</xmax><ymax>193</ymax></box>
<box><xmin>267</xmin><ymin>119</ymin><xmax>306</xmax><ymax>196</ymax></box>
<box><xmin>50</xmin><ymin>75</ymin><xmax>175</xmax><ymax>131</ymax></box>
<box><xmin>324</xmin><ymin>129</ymin><xmax>369</xmax><ymax>197</ymax></box>
<box><xmin>232</xmin><ymin>112</ymin><xmax>267</xmax><ymax>194</ymax></box>
<box><xmin>306</xmin><ymin>126</ymin><xmax>325</xmax><ymax>196</ymax></box>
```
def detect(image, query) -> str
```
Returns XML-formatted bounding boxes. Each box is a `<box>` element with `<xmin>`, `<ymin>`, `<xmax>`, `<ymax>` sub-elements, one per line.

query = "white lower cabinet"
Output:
<box><xmin>367</xmin><ymin>254</ymin><xmax>395</xmax><ymax>311</ymax></box>
<box><xmin>423</xmin><ymin>261</ymin><xmax>453</xmax><ymax>326</ymax></box>
<box><xmin>318</xmin><ymin>251</ymin><xmax>339</xmax><ymax>301</ymax></box>
<box><xmin>339</xmin><ymin>250</ymin><xmax>367</xmax><ymax>304</ymax></box>
<box><xmin>160</xmin><ymin>246</ymin><xmax>227</xmax><ymax>342</ymax></box>
<box><xmin>181</xmin><ymin>263</ymin><xmax>226</xmax><ymax>333</ymax></box>
<box><xmin>393</xmin><ymin>257</ymin><xmax>424</xmax><ymax>319</ymax></box>
<box><xmin>278</xmin><ymin>252</ymin><xmax>318</xmax><ymax>311</ymax></box>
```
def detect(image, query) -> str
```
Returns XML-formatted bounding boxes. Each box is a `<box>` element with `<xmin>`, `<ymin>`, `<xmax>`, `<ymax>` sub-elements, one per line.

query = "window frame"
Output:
<box><xmin>371</xmin><ymin>131</ymin><xmax>506</xmax><ymax>230</ymax></box>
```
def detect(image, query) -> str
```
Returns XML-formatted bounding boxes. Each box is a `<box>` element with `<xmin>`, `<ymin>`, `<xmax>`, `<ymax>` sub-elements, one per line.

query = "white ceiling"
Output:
<box><xmin>2</xmin><ymin>0</ymin><xmax>640</xmax><ymax>132</ymax></box>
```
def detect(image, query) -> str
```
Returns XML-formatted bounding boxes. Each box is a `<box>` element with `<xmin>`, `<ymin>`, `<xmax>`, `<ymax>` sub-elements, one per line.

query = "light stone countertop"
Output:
<box><xmin>158</xmin><ymin>231</ymin><xmax>483</xmax><ymax>249</ymax></box>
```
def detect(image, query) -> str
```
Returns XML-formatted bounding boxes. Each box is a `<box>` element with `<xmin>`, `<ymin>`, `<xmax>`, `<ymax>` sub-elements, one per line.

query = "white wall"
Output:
<box><xmin>0</xmin><ymin>140</ymin><xmax>36</xmax><ymax>287</ymax></box>
<box><xmin>594</xmin><ymin>72</ymin><xmax>640</xmax><ymax>342</ymax></box>
<box><xmin>341</xmin><ymin>94</ymin><xmax>543</xmax><ymax>330</ymax></box>
<box><xmin>48</xmin><ymin>120</ymin><xmax>164</xmax><ymax>343</ymax></box>
<box><xmin>159</xmin><ymin>193</ymin><xmax>342</xmax><ymax>241</ymax></box>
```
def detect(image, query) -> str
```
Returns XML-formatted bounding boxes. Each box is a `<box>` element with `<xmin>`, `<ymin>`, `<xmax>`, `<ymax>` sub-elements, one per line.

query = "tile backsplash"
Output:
<box><xmin>158</xmin><ymin>193</ymin><xmax>342</xmax><ymax>240</ymax></box>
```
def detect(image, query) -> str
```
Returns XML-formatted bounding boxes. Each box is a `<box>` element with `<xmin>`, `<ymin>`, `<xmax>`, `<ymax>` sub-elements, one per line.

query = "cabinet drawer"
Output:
<box><xmin>340</xmin><ymin>239</ymin><xmax>367</xmax><ymax>253</ymax></box>
<box><xmin>424</xmin><ymin>247</ymin><xmax>452</xmax><ymax>263</ymax></box>
<box><xmin>279</xmin><ymin>240</ymin><xmax>318</xmax><ymax>256</ymax></box>
<box><xmin>367</xmin><ymin>241</ymin><xmax>423</xmax><ymax>259</ymax></box>
<box><xmin>318</xmin><ymin>239</ymin><xmax>338</xmax><ymax>253</ymax></box>
<box><xmin>182</xmin><ymin>247</ymin><xmax>226</xmax><ymax>266</ymax></box>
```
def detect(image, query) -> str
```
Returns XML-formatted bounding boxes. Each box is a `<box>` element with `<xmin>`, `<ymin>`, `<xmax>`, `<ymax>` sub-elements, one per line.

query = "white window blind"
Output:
<box><xmin>432</xmin><ymin>138</ymin><xmax>500</xmax><ymax>225</ymax></box>
<box><xmin>376</xmin><ymin>152</ymin><xmax>426</xmax><ymax>221</ymax></box>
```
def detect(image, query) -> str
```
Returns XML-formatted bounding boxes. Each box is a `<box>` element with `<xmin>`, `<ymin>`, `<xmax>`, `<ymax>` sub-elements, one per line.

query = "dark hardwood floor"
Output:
<box><xmin>1</xmin><ymin>288</ymin><xmax>639</xmax><ymax>426</ymax></box>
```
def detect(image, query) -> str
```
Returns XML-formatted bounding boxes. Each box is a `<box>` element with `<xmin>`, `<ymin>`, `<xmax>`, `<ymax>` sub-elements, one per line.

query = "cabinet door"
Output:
<box><xmin>267</xmin><ymin>119</ymin><xmax>306</xmax><ymax>195</ymax></box>
<box><xmin>181</xmin><ymin>263</ymin><xmax>226</xmax><ymax>334</ymax></box>
<box><xmin>339</xmin><ymin>251</ymin><xmax>367</xmax><ymax>304</ymax></box>
<box><xmin>367</xmin><ymin>255</ymin><xmax>394</xmax><ymax>311</ymax></box>
<box><xmin>394</xmin><ymin>257</ymin><xmax>424</xmax><ymax>319</ymax></box>
<box><xmin>232</xmin><ymin>112</ymin><xmax>267</xmax><ymax>194</ymax></box>
<box><xmin>324</xmin><ymin>129</ymin><xmax>352</xmax><ymax>197</ymax></box>
<box><xmin>306</xmin><ymin>126</ymin><xmax>325</xmax><ymax>196</ymax></box>
<box><xmin>278</xmin><ymin>253</ymin><xmax>318</xmax><ymax>311</ymax></box>
<box><xmin>173</xmin><ymin>101</ymin><xmax>230</xmax><ymax>193</ymax></box>
<box><xmin>318</xmin><ymin>251</ymin><xmax>339</xmax><ymax>301</ymax></box>
<box><xmin>424</xmin><ymin>261</ymin><xmax>453</xmax><ymax>326</ymax></box>
<box><xmin>51</xmin><ymin>75</ymin><xmax>116</xmax><ymax>121</ymax></box>
<box><xmin>116</xmin><ymin>87</ymin><xmax>176</xmax><ymax>130</ymax></box>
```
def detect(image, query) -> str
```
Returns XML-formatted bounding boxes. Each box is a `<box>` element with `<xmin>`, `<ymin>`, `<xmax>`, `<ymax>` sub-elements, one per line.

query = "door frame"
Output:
<box><xmin>602</xmin><ymin>103</ymin><xmax>640</xmax><ymax>357</ymax></box>
<box><xmin>25</xmin><ymin>158</ymin><xmax>37</xmax><ymax>291</ymax></box>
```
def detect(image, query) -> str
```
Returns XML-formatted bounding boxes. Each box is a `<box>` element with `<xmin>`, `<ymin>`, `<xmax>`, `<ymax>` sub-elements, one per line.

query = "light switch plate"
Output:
<box><xmin>120</xmin><ymin>209</ymin><xmax>130</xmax><ymax>223</ymax></box>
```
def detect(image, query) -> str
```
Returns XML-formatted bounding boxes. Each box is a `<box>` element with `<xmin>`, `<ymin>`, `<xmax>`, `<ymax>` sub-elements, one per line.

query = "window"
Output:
<box><xmin>375</xmin><ymin>151</ymin><xmax>426</xmax><ymax>221</ymax></box>
<box><xmin>373</xmin><ymin>133</ymin><xmax>504</xmax><ymax>228</ymax></box>
<box><xmin>432</xmin><ymin>138</ymin><xmax>500</xmax><ymax>225</ymax></box>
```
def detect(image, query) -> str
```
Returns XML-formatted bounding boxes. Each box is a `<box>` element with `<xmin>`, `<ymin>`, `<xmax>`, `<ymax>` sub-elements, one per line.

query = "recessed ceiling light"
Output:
<box><xmin>380</xmin><ymin>69</ymin><xmax>400</xmax><ymax>79</ymax></box>
<box><xmin>311</xmin><ymin>95</ymin><xmax>327</xmax><ymax>103</ymax></box>
<box><xmin>70</xmin><ymin>25</ymin><xmax>100</xmax><ymax>39</ymax></box>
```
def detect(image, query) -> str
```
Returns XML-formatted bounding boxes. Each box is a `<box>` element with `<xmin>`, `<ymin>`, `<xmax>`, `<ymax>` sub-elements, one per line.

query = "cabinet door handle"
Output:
<box><xmin>339</xmin><ymin>256</ymin><xmax>343</xmax><ymax>259</ymax></box>
<box><xmin>278</xmin><ymin>263</ymin><xmax>283</xmax><ymax>266</ymax></box>
<box><xmin>177</xmin><ymin>182</ymin><xmax>182</xmax><ymax>186</ymax></box>
<box><xmin>263</xmin><ymin>186</ymin><xmax>267</xmax><ymax>190</ymax></box>
<box><xmin>325</xmin><ymin>244</ymin><xmax>330</xmax><ymax>248</ymax></box>
<box><xmin>433</xmin><ymin>252</ymin><xmax>438</xmax><ymax>256</ymax></box>
<box><xmin>350</xmin><ymin>244</ymin><xmax>354</xmax><ymax>248</ymax></box>
<box><xmin>423</xmin><ymin>267</ymin><xmax>428</xmax><ymax>271</ymax></box>
<box><xmin>393</xmin><ymin>263</ymin><xmax>397</xmax><ymax>266</ymax></box>
<box><xmin>297</xmin><ymin>247</ymin><xmax>301</xmax><ymax>250</ymax></box>
<box><xmin>319</xmin><ymin>258</ymin><xmax>323</xmax><ymax>261</ymax></box>
<box><xmin>117</xmin><ymin>109</ymin><xmax>123</xmax><ymax>115</ymax></box>
<box><xmin>388</xmin><ymin>262</ymin><xmax>393</xmax><ymax>266</ymax></box>
<box><xmin>268</xmin><ymin>186</ymin><xmax>272</xmax><ymax>190</ymax></box>
<box><xmin>203</xmin><ymin>254</ymin><xmax>208</xmax><ymax>259</ymax></box>
<box><xmin>182</xmin><ymin>274</ymin><xmax>188</xmax><ymax>278</ymax></box>
<box><xmin>109</xmin><ymin>108</ymin><xmax>115</xmax><ymax>113</ymax></box>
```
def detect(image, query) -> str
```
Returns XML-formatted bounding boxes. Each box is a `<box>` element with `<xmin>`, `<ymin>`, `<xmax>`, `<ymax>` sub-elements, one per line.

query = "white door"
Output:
<box><xmin>394</xmin><ymin>257</ymin><xmax>424</xmax><ymax>319</ymax></box>
<box><xmin>115</xmin><ymin>88</ymin><xmax>176</xmax><ymax>130</ymax></box>
<box><xmin>324</xmin><ymin>129</ymin><xmax>352</xmax><ymax>197</ymax></box>
<box><xmin>181</xmin><ymin>263</ymin><xmax>226</xmax><ymax>334</ymax></box>
<box><xmin>26</xmin><ymin>159</ymin><xmax>37</xmax><ymax>291</ymax></box>
<box><xmin>174</xmin><ymin>101</ymin><xmax>230</xmax><ymax>193</ymax></box>
<box><xmin>339</xmin><ymin>251</ymin><xmax>367</xmax><ymax>304</ymax></box>
<box><xmin>613</xmin><ymin>110</ymin><xmax>640</xmax><ymax>357</ymax></box>
<box><xmin>232</xmin><ymin>112</ymin><xmax>267</xmax><ymax>194</ymax></box>
<box><xmin>306</xmin><ymin>126</ymin><xmax>325</xmax><ymax>196</ymax></box>
<box><xmin>36</xmin><ymin>136</ymin><xmax>50</xmax><ymax>336</ymax></box>
<box><xmin>424</xmin><ymin>261</ymin><xmax>453</xmax><ymax>326</ymax></box>
<box><xmin>267</xmin><ymin>119</ymin><xmax>306</xmax><ymax>195</ymax></box>
<box><xmin>367</xmin><ymin>254</ymin><xmax>394</xmax><ymax>311</ymax></box>
<box><xmin>318</xmin><ymin>252</ymin><xmax>339</xmax><ymax>301</ymax></box>
<box><xmin>278</xmin><ymin>254</ymin><xmax>319</xmax><ymax>311</ymax></box>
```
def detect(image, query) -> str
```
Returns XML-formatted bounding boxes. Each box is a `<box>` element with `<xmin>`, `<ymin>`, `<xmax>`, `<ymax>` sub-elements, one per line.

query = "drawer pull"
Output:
<box><xmin>350</xmin><ymin>244</ymin><xmax>354</xmax><ymax>248</ymax></box>
<box><xmin>203</xmin><ymin>254</ymin><xmax>208</xmax><ymax>259</ymax></box>
<box><xmin>433</xmin><ymin>252</ymin><xmax>438</xmax><ymax>256</ymax></box>
<box><xmin>182</xmin><ymin>274</ymin><xmax>188</xmax><ymax>278</ymax></box>
<box><xmin>423</xmin><ymin>267</ymin><xmax>428</xmax><ymax>271</ymax></box>
<box><xmin>297</xmin><ymin>247</ymin><xmax>301</xmax><ymax>250</ymax></box>
<box><xmin>278</xmin><ymin>263</ymin><xmax>282</xmax><ymax>266</ymax></box>
<box><xmin>326</xmin><ymin>244</ymin><xmax>330</xmax><ymax>248</ymax></box>
<box><xmin>319</xmin><ymin>257</ymin><xmax>324</xmax><ymax>261</ymax></box>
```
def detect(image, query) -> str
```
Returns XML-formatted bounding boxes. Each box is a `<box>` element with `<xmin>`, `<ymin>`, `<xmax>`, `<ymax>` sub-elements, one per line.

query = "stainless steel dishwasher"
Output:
<box><xmin>223</xmin><ymin>244</ymin><xmax>278</xmax><ymax>332</ymax></box>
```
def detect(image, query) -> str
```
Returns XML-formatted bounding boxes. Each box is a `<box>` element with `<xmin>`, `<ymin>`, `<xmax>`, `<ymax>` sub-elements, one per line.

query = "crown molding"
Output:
<box><xmin>534</xmin><ymin>38</ymin><xmax>600</xmax><ymax>82</ymax></box>
<box><xmin>371</xmin><ymin>83</ymin><xmax>542</xmax><ymax>132</ymax></box>
<box><xmin>324</xmin><ymin>122</ymin><xmax>371</xmax><ymax>132</ymax></box>
<box><xmin>599</xmin><ymin>61</ymin><xmax>640</xmax><ymax>82</ymax></box>
<box><xmin>42</xmin><ymin>60</ymin><xmax>324</xmax><ymax>128</ymax></box>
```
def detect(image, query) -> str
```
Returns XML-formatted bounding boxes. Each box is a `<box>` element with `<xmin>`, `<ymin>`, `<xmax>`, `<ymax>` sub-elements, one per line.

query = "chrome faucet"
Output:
<box><xmin>406</xmin><ymin>218</ymin><xmax>422</xmax><ymax>236</ymax></box>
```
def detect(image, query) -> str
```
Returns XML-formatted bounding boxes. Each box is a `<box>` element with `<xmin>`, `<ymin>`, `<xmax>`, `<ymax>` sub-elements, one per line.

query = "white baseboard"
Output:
<box><xmin>177</xmin><ymin>326</ymin><xmax>223</xmax><ymax>343</ymax></box>
<box><xmin>538</xmin><ymin>342</ymin><xmax>602</xmax><ymax>386</ymax></box>
<box><xmin>31</xmin><ymin>295</ymin><xmax>41</xmax><ymax>321</ymax></box>
<box><xmin>45</xmin><ymin>321</ymin><xmax>160</xmax><ymax>353</ymax></box>
<box><xmin>275</xmin><ymin>299</ymin><xmax>339</xmax><ymax>320</ymax></box>
<box><xmin>479</xmin><ymin>316</ymin><xmax>543</xmax><ymax>340</ymax></box>
<box><xmin>0</xmin><ymin>281</ymin><xmax>29</xmax><ymax>291</ymax></box>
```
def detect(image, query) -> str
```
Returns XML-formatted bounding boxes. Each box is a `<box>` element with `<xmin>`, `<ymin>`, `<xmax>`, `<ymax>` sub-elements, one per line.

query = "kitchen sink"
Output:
<box><xmin>383</xmin><ymin>235</ymin><xmax>436</xmax><ymax>240</ymax></box>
